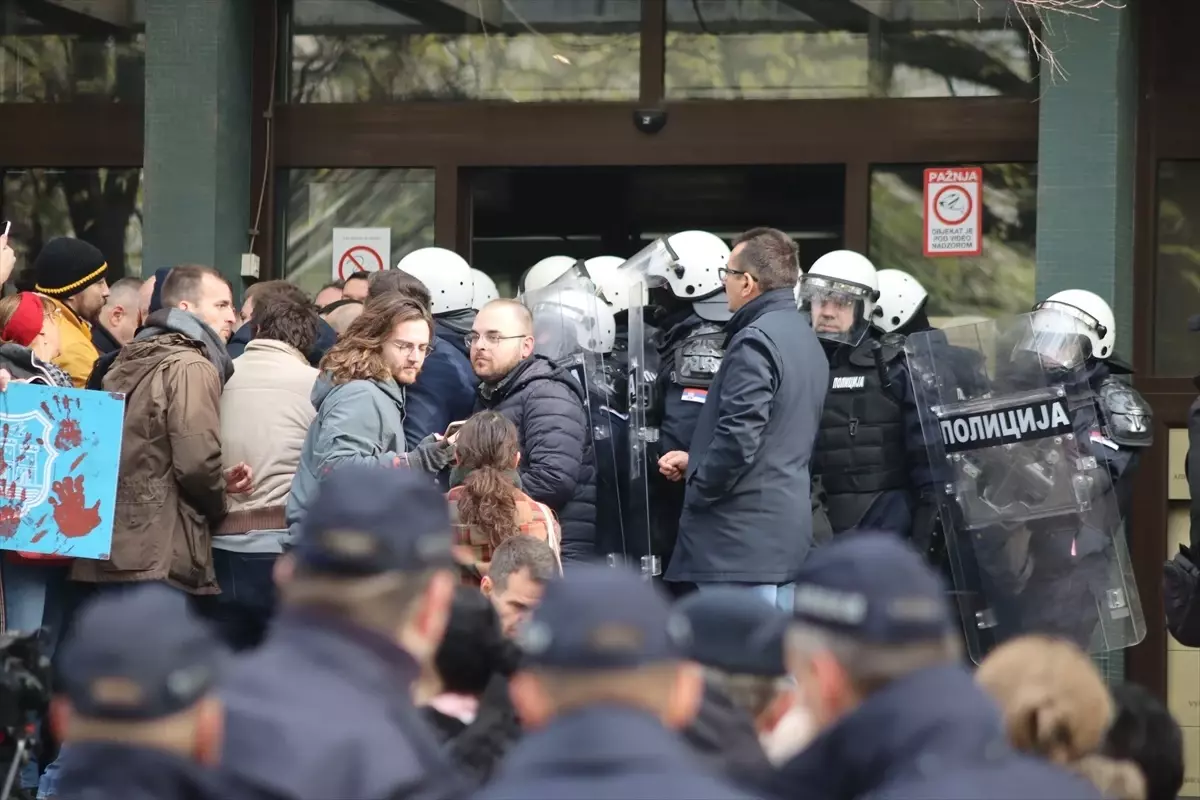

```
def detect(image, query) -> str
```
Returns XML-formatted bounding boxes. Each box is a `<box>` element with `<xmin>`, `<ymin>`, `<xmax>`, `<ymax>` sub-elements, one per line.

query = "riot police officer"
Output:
<box><xmin>798</xmin><ymin>251</ymin><xmax>936</xmax><ymax>545</ymax></box>
<box><xmin>906</xmin><ymin>291</ymin><xmax>1150</xmax><ymax>657</ymax></box>
<box><xmin>611</xmin><ymin>231</ymin><xmax>733</xmax><ymax>579</ymax></box>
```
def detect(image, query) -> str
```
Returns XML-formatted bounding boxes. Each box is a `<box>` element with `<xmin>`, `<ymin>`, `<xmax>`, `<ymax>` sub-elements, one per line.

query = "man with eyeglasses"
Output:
<box><xmin>469</xmin><ymin>299</ymin><xmax>596</xmax><ymax>566</ymax></box>
<box><xmin>659</xmin><ymin>228</ymin><xmax>826</xmax><ymax>611</ymax></box>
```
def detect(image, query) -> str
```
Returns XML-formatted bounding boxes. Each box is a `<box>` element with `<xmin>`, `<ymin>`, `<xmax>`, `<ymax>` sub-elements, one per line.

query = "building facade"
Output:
<box><xmin>0</xmin><ymin>0</ymin><xmax>1196</xmax><ymax>785</ymax></box>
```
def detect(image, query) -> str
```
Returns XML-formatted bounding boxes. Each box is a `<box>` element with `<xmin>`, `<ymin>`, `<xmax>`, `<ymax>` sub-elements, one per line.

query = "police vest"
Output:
<box><xmin>813</xmin><ymin>342</ymin><xmax>908</xmax><ymax>498</ymax></box>
<box><xmin>669</xmin><ymin>322</ymin><xmax>725</xmax><ymax>390</ymax></box>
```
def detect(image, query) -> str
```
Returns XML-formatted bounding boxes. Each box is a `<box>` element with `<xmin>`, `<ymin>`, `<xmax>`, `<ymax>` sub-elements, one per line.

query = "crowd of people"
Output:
<box><xmin>0</xmin><ymin>224</ymin><xmax>1189</xmax><ymax>800</ymax></box>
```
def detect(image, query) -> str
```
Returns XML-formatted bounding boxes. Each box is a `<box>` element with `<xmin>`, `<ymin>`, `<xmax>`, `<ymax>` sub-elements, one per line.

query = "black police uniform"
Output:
<box><xmin>52</xmin><ymin>584</ymin><xmax>243</xmax><ymax>800</ymax></box>
<box><xmin>218</xmin><ymin>466</ymin><xmax>465</xmax><ymax>800</ymax></box>
<box><xmin>473</xmin><ymin>565</ymin><xmax>761</xmax><ymax>800</ymax></box>
<box><xmin>813</xmin><ymin>332</ymin><xmax>935</xmax><ymax>543</ymax></box>
<box><xmin>648</xmin><ymin>310</ymin><xmax>725</xmax><ymax>568</ymax></box>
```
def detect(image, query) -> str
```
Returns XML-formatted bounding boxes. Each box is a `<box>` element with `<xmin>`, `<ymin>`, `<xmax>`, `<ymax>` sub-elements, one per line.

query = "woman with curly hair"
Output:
<box><xmin>448</xmin><ymin>411</ymin><xmax>561</xmax><ymax>585</ymax></box>
<box><xmin>285</xmin><ymin>293</ymin><xmax>455</xmax><ymax>537</ymax></box>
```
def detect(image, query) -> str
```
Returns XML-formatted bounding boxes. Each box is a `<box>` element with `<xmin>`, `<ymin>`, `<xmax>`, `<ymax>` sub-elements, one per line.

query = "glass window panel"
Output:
<box><xmin>0</xmin><ymin>168</ymin><xmax>143</xmax><ymax>285</ymax></box>
<box><xmin>1154</xmin><ymin>161</ymin><xmax>1200</xmax><ymax>377</ymax></box>
<box><xmin>279</xmin><ymin>168</ymin><xmax>435</xmax><ymax>295</ymax></box>
<box><xmin>868</xmin><ymin>163</ymin><xmax>1037</xmax><ymax>326</ymax></box>
<box><xmin>289</xmin><ymin>0</ymin><xmax>639</xmax><ymax>103</ymax></box>
<box><xmin>666</xmin><ymin>0</ymin><xmax>1037</xmax><ymax>100</ymax></box>
<box><xmin>0</xmin><ymin>0</ymin><xmax>145</xmax><ymax>102</ymax></box>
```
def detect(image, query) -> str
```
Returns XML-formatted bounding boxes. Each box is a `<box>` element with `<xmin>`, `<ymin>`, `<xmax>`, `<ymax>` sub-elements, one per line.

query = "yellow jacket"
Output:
<box><xmin>40</xmin><ymin>295</ymin><xmax>99</xmax><ymax>388</ymax></box>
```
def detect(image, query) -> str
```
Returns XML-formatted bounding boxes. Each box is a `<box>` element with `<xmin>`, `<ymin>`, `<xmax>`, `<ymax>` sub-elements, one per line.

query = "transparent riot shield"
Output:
<box><xmin>522</xmin><ymin>276</ymin><xmax>628</xmax><ymax>565</ymax></box>
<box><xmin>614</xmin><ymin>241</ymin><xmax>678</xmax><ymax>579</ymax></box>
<box><xmin>904</xmin><ymin>313</ymin><xmax>1145</xmax><ymax>663</ymax></box>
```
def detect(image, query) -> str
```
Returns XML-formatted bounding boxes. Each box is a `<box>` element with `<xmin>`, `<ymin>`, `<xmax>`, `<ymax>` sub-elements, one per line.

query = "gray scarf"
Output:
<box><xmin>137</xmin><ymin>308</ymin><xmax>235</xmax><ymax>385</ymax></box>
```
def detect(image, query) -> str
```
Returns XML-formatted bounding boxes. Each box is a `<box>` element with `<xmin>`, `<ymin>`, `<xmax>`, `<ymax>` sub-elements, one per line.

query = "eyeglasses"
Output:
<box><xmin>718</xmin><ymin>267</ymin><xmax>754</xmax><ymax>281</ymax></box>
<box><xmin>392</xmin><ymin>340</ymin><xmax>433</xmax><ymax>357</ymax></box>
<box><xmin>465</xmin><ymin>331</ymin><xmax>527</xmax><ymax>347</ymax></box>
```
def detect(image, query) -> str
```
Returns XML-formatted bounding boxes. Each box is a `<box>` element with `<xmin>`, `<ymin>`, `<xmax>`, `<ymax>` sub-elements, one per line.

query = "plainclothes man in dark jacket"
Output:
<box><xmin>227</xmin><ymin>279</ymin><xmax>337</xmax><ymax>367</ymax></box>
<box><xmin>73</xmin><ymin>265</ymin><xmax>253</xmax><ymax>595</ymax></box>
<box><xmin>773</xmin><ymin>532</ymin><xmax>1102</xmax><ymax>800</ymax></box>
<box><xmin>475</xmin><ymin>565</ymin><xmax>758</xmax><ymax>800</ymax></box>
<box><xmin>470</xmin><ymin>298</ymin><xmax>596</xmax><ymax>565</ymax></box>
<box><xmin>91</xmin><ymin>276</ymin><xmax>143</xmax><ymax>354</ymax></box>
<box><xmin>393</xmin><ymin>248</ymin><xmax>481</xmax><ymax>447</ymax></box>
<box><xmin>660</xmin><ymin>228</ymin><xmax>827</xmax><ymax>608</ymax></box>
<box><xmin>221</xmin><ymin>465</ymin><xmax>465</xmax><ymax>800</ymax></box>
<box><xmin>51</xmin><ymin>584</ymin><xmax>245</xmax><ymax>800</ymax></box>
<box><xmin>676</xmin><ymin>588</ymin><xmax>798</xmax><ymax>796</ymax></box>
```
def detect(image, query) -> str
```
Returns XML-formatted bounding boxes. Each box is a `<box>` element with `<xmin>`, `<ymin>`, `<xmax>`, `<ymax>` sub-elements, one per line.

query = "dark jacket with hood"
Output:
<box><xmin>72</xmin><ymin>309</ymin><xmax>234</xmax><ymax>594</ymax></box>
<box><xmin>669</xmin><ymin>288</ymin><xmax>827</xmax><ymax>585</ymax></box>
<box><xmin>404</xmin><ymin>313</ymin><xmax>478</xmax><ymax>446</ymax></box>
<box><xmin>773</xmin><ymin>665</ymin><xmax>1101</xmax><ymax>800</ymax></box>
<box><xmin>475</xmin><ymin>355</ymin><xmax>596</xmax><ymax>564</ymax></box>
<box><xmin>226</xmin><ymin>317</ymin><xmax>337</xmax><ymax>369</ymax></box>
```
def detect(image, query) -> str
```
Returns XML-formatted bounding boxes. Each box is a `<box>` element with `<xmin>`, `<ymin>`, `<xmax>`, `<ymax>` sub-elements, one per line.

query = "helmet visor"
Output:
<box><xmin>798</xmin><ymin>275</ymin><xmax>872</xmax><ymax>347</ymax></box>
<box><xmin>1014</xmin><ymin>304</ymin><xmax>1096</xmax><ymax>370</ymax></box>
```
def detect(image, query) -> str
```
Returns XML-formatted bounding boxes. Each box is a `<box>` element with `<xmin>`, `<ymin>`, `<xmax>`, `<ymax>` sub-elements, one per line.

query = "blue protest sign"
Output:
<box><xmin>0</xmin><ymin>383</ymin><xmax>124</xmax><ymax>559</ymax></box>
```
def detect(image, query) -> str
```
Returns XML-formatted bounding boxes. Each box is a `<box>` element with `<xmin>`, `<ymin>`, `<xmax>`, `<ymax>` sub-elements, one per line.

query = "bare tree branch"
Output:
<box><xmin>986</xmin><ymin>0</ymin><xmax>1124</xmax><ymax>82</ymax></box>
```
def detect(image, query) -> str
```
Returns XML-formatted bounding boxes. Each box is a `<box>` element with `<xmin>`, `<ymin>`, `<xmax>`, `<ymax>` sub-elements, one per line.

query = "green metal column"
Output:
<box><xmin>142</xmin><ymin>0</ymin><xmax>253</xmax><ymax>291</ymax></box>
<box><xmin>1033</xmin><ymin>5</ymin><xmax>1138</xmax><ymax>684</ymax></box>
<box><xmin>1034</xmin><ymin>5</ymin><xmax>1137</xmax><ymax>351</ymax></box>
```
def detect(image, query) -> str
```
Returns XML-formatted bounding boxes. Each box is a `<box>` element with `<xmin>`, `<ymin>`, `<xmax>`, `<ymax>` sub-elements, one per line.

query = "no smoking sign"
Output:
<box><xmin>331</xmin><ymin>227</ymin><xmax>392</xmax><ymax>280</ymax></box>
<box><xmin>923</xmin><ymin>167</ymin><xmax>982</xmax><ymax>257</ymax></box>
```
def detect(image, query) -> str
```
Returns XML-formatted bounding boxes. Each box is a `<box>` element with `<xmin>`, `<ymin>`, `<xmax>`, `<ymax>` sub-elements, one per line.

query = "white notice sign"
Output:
<box><xmin>923</xmin><ymin>167</ymin><xmax>982</xmax><ymax>257</ymax></box>
<box><xmin>332</xmin><ymin>227</ymin><xmax>392</xmax><ymax>280</ymax></box>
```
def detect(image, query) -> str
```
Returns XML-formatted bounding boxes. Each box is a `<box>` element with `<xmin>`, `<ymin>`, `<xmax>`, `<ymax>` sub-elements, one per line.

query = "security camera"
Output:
<box><xmin>633</xmin><ymin>109</ymin><xmax>667</xmax><ymax>135</ymax></box>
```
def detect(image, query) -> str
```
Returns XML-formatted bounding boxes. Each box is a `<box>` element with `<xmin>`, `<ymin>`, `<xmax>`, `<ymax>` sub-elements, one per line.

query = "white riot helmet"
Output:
<box><xmin>1028</xmin><ymin>289</ymin><xmax>1116</xmax><ymax>364</ymax></box>
<box><xmin>522</xmin><ymin>255</ymin><xmax>582</xmax><ymax>294</ymax></box>
<box><xmin>615</xmin><ymin>230</ymin><xmax>729</xmax><ymax>304</ymax></box>
<box><xmin>873</xmin><ymin>270</ymin><xmax>929</xmax><ymax>334</ymax></box>
<box><xmin>530</xmin><ymin>287</ymin><xmax>616</xmax><ymax>356</ymax></box>
<box><xmin>797</xmin><ymin>250</ymin><xmax>880</xmax><ymax>347</ymax></box>
<box><xmin>584</xmin><ymin>256</ymin><xmax>627</xmax><ymax>308</ymax></box>
<box><xmin>470</xmin><ymin>269</ymin><xmax>499</xmax><ymax>310</ymax></box>
<box><xmin>395</xmin><ymin>247</ymin><xmax>473</xmax><ymax>315</ymax></box>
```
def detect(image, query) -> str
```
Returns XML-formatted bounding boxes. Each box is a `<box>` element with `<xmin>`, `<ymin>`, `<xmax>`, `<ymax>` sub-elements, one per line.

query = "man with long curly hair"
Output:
<box><xmin>285</xmin><ymin>293</ymin><xmax>456</xmax><ymax>539</ymax></box>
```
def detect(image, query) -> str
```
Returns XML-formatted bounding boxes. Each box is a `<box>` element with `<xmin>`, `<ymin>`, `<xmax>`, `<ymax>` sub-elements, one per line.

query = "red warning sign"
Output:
<box><xmin>337</xmin><ymin>246</ymin><xmax>384</xmax><ymax>279</ymax></box>
<box><xmin>923</xmin><ymin>167</ymin><xmax>982</xmax><ymax>258</ymax></box>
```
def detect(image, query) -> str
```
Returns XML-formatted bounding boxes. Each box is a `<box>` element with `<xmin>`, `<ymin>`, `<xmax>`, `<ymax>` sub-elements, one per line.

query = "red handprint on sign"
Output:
<box><xmin>48</xmin><ymin>475</ymin><xmax>101</xmax><ymax>538</ymax></box>
<box><xmin>40</xmin><ymin>395</ymin><xmax>83</xmax><ymax>451</ymax></box>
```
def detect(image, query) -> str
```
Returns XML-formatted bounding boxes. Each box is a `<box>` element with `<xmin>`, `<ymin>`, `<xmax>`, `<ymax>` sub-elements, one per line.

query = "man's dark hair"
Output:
<box><xmin>731</xmin><ymin>227</ymin><xmax>800</xmax><ymax>292</ymax></box>
<box><xmin>1102</xmin><ymin>683</ymin><xmax>1185</xmax><ymax>800</ymax></box>
<box><xmin>253</xmin><ymin>294</ymin><xmax>320</xmax><ymax>355</ymax></box>
<box><xmin>245</xmin><ymin>279</ymin><xmax>310</xmax><ymax>307</ymax></box>
<box><xmin>489</xmin><ymin>535</ymin><xmax>558</xmax><ymax>591</ymax></box>
<box><xmin>369</xmin><ymin>268</ymin><xmax>432</xmax><ymax>309</ymax></box>
<box><xmin>321</xmin><ymin>279</ymin><xmax>345</xmax><ymax>291</ymax></box>
<box><xmin>344</xmin><ymin>271</ymin><xmax>370</xmax><ymax>286</ymax></box>
<box><xmin>160</xmin><ymin>264</ymin><xmax>230</xmax><ymax>308</ymax></box>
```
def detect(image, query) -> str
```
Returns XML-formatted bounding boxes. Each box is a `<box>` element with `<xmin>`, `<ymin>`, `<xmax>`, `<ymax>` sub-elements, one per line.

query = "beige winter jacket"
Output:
<box><xmin>218</xmin><ymin>339</ymin><xmax>318</xmax><ymax>534</ymax></box>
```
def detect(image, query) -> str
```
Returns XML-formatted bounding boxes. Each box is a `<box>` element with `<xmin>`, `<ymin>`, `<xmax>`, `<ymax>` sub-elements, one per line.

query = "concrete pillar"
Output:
<box><xmin>1033</xmin><ymin>5</ymin><xmax>1138</xmax><ymax>684</ymax></box>
<box><xmin>142</xmin><ymin>0</ymin><xmax>253</xmax><ymax>292</ymax></box>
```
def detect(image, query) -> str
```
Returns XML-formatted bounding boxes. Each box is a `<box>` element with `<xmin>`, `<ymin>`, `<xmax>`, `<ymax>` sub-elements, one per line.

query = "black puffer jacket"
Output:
<box><xmin>476</xmin><ymin>355</ymin><xmax>596</xmax><ymax>564</ymax></box>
